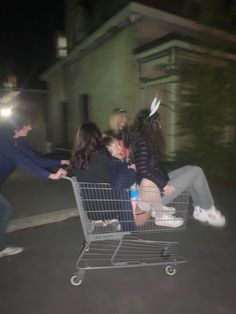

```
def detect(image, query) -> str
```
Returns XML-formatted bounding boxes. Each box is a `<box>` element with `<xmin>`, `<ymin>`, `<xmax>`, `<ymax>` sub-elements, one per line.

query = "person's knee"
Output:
<box><xmin>194</xmin><ymin>166</ymin><xmax>204</xmax><ymax>175</ymax></box>
<box><xmin>191</xmin><ymin>165</ymin><xmax>204</xmax><ymax>176</ymax></box>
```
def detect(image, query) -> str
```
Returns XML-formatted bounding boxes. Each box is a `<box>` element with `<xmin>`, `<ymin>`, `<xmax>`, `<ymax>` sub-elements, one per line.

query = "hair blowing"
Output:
<box><xmin>71</xmin><ymin>122</ymin><xmax>109</xmax><ymax>169</ymax></box>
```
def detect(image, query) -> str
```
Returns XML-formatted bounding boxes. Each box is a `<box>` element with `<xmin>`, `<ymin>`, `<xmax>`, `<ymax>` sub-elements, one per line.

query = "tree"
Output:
<box><xmin>173</xmin><ymin>1</ymin><xmax>236</xmax><ymax>181</ymax></box>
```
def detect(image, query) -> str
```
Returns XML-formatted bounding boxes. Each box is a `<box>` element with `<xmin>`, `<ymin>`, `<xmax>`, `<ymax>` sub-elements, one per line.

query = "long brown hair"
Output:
<box><xmin>133</xmin><ymin>109</ymin><xmax>165</xmax><ymax>158</ymax></box>
<box><xmin>71</xmin><ymin>122</ymin><xmax>109</xmax><ymax>169</ymax></box>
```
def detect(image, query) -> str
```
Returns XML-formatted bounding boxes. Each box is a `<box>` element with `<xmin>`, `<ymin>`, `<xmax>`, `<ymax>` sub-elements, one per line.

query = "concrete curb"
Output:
<box><xmin>7</xmin><ymin>208</ymin><xmax>79</xmax><ymax>233</ymax></box>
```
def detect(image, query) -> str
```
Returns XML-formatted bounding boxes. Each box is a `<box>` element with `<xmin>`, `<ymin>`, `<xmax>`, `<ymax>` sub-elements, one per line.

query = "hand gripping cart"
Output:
<box><xmin>63</xmin><ymin>177</ymin><xmax>190</xmax><ymax>286</ymax></box>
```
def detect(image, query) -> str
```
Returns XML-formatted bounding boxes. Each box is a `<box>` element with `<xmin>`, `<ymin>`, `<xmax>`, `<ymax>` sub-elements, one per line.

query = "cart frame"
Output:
<box><xmin>64</xmin><ymin>176</ymin><xmax>190</xmax><ymax>286</ymax></box>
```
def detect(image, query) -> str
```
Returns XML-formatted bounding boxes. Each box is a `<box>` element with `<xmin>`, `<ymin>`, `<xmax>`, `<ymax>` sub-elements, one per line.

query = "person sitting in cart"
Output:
<box><xmin>0</xmin><ymin>107</ymin><xmax>69</xmax><ymax>258</ymax></box>
<box><xmin>103</xmin><ymin>107</ymin><xmax>130</xmax><ymax>160</ymax></box>
<box><xmin>102</xmin><ymin>135</ymin><xmax>151</xmax><ymax>226</ymax></box>
<box><xmin>103</xmin><ymin>135</ymin><xmax>182</xmax><ymax>228</ymax></box>
<box><xmin>131</xmin><ymin>98</ymin><xmax>226</xmax><ymax>228</ymax></box>
<box><xmin>70</xmin><ymin>122</ymin><xmax>152</xmax><ymax>230</ymax></box>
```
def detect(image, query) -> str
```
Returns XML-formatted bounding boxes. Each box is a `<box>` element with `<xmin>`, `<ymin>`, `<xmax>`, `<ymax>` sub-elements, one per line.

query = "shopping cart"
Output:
<box><xmin>63</xmin><ymin>176</ymin><xmax>190</xmax><ymax>286</ymax></box>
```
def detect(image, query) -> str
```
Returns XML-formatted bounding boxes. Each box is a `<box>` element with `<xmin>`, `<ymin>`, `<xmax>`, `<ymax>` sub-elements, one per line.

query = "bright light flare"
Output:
<box><xmin>0</xmin><ymin>107</ymin><xmax>12</xmax><ymax>118</ymax></box>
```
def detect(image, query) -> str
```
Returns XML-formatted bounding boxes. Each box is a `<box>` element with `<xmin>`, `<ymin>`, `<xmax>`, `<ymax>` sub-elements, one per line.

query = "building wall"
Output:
<box><xmin>64</xmin><ymin>0</ymin><xmax>200</xmax><ymax>51</ymax></box>
<box><xmin>46</xmin><ymin>67</ymin><xmax>66</xmax><ymax>147</ymax></box>
<box><xmin>20</xmin><ymin>90</ymin><xmax>48</xmax><ymax>153</ymax></box>
<box><xmin>135</xmin><ymin>45</ymin><xmax>180</xmax><ymax>155</ymax></box>
<box><xmin>43</xmin><ymin>2</ymin><xmax>236</xmax><ymax>158</ymax></box>
<box><xmin>43</xmin><ymin>28</ymin><xmax>181</xmax><ymax>153</ymax></box>
<box><xmin>63</xmin><ymin>26</ymin><xmax>140</xmax><ymax>143</ymax></box>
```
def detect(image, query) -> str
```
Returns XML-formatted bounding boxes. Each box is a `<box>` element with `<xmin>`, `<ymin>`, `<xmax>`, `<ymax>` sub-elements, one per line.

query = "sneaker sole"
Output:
<box><xmin>207</xmin><ymin>217</ymin><xmax>226</xmax><ymax>228</ymax></box>
<box><xmin>193</xmin><ymin>214</ymin><xmax>226</xmax><ymax>228</ymax></box>
<box><xmin>155</xmin><ymin>220</ymin><xmax>184</xmax><ymax>228</ymax></box>
<box><xmin>0</xmin><ymin>248</ymin><xmax>24</xmax><ymax>258</ymax></box>
<box><xmin>151</xmin><ymin>207</ymin><xmax>176</xmax><ymax>218</ymax></box>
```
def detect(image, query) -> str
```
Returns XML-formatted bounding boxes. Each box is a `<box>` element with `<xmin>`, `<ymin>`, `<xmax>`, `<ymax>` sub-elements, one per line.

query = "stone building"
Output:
<box><xmin>41</xmin><ymin>1</ymin><xmax>236</xmax><ymax>154</ymax></box>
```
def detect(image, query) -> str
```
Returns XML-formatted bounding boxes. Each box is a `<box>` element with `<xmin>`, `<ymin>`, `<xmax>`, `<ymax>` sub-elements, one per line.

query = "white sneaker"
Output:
<box><xmin>151</xmin><ymin>206</ymin><xmax>176</xmax><ymax>218</ymax></box>
<box><xmin>193</xmin><ymin>206</ymin><xmax>208</xmax><ymax>222</ymax></box>
<box><xmin>104</xmin><ymin>219</ymin><xmax>119</xmax><ymax>226</ymax></box>
<box><xmin>92</xmin><ymin>220</ymin><xmax>106</xmax><ymax>227</ymax></box>
<box><xmin>207</xmin><ymin>205</ymin><xmax>226</xmax><ymax>227</ymax></box>
<box><xmin>0</xmin><ymin>246</ymin><xmax>23</xmax><ymax>258</ymax></box>
<box><xmin>155</xmin><ymin>212</ymin><xmax>184</xmax><ymax>228</ymax></box>
<box><xmin>163</xmin><ymin>206</ymin><xmax>176</xmax><ymax>214</ymax></box>
<box><xmin>106</xmin><ymin>219</ymin><xmax>121</xmax><ymax>231</ymax></box>
<box><xmin>193</xmin><ymin>205</ymin><xmax>226</xmax><ymax>227</ymax></box>
<box><xmin>92</xmin><ymin>219</ymin><xmax>119</xmax><ymax>228</ymax></box>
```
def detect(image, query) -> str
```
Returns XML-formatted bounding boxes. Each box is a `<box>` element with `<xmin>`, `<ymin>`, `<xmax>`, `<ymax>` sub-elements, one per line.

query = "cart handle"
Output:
<box><xmin>61</xmin><ymin>175</ymin><xmax>74</xmax><ymax>182</ymax></box>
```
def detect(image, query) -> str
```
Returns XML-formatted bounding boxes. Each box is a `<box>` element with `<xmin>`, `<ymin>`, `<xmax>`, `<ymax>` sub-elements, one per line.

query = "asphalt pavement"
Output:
<box><xmin>0</xmin><ymin>171</ymin><xmax>236</xmax><ymax>314</ymax></box>
<box><xmin>1</xmin><ymin>168</ymin><xmax>77</xmax><ymax>232</ymax></box>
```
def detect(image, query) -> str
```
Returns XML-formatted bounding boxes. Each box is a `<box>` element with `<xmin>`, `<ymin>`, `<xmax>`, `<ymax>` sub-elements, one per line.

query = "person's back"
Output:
<box><xmin>132</xmin><ymin>134</ymin><xmax>169</xmax><ymax>191</ymax></box>
<box><xmin>71</xmin><ymin>123</ymin><xmax>135</xmax><ymax>231</ymax></box>
<box><xmin>73</xmin><ymin>152</ymin><xmax>110</xmax><ymax>183</ymax></box>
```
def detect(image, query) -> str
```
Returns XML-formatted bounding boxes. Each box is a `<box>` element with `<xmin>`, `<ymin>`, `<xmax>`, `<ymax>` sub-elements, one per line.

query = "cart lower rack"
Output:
<box><xmin>64</xmin><ymin>177</ymin><xmax>190</xmax><ymax>286</ymax></box>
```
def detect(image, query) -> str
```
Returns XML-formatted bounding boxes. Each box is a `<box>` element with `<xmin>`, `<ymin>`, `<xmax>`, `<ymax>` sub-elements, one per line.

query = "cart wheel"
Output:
<box><xmin>165</xmin><ymin>265</ymin><xmax>176</xmax><ymax>276</ymax></box>
<box><xmin>70</xmin><ymin>274</ymin><xmax>83</xmax><ymax>286</ymax></box>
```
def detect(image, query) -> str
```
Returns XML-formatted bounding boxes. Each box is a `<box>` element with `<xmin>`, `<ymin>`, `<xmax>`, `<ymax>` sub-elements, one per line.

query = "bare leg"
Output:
<box><xmin>139</xmin><ymin>178</ymin><xmax>162</xmax><ymax>212</ymax></box>
<box><xmin>134</xmin><ymin>206</ymin><xmax>150</xmax><ymax>226</ymax></box>
<box><xmin>133</xmin><ymin>179</ymin><xmax>158</xmax><ymax>226</ymax></box>
<box><xmin>137</xmin><ymin>179</ymin><xmax>183</xmax><ymax>228</ymax></box>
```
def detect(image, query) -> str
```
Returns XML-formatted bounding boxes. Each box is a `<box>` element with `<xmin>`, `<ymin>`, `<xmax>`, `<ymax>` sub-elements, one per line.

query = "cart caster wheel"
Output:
<box><xmin>165</xmin><ymin>265</ymin><xmax>176</xmax><ymax>276</ymax></box>
<box><xmin>70</xmin><ymin>275</ymin><xmax>83</xmax><ymax>286</ymax></box>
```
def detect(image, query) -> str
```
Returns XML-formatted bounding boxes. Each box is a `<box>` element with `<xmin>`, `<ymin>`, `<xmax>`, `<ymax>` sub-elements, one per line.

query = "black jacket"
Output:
<box><xmin>72</xmin><ymin>152</ymin><xmax>110</xmax><ymax>183</ymax></box>
<box><xmin>71</xmin><ymin>151</ymin><xmax>135</xmax><ymax>231</ymax></box>
<box><xmin>132</xmin><ymin>136</ymin><xmax>169</xmax><ymax>191</ymax></box>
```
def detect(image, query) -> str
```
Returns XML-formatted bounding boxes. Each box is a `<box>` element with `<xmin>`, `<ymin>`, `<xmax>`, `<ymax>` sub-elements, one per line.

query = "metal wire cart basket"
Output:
<box><xmin>64</xmin><ymin>177</ymin><xmax>190</xmax><ymax>286</ymax></box>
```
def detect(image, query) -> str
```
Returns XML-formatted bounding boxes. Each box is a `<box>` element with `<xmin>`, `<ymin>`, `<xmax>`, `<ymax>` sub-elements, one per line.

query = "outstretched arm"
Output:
<box><xmin>1</xmin><ymin>137</ymin><xmax>66</xmax><ymax>180</ymax></box>
<box><xmin>17</xmin><ymin>140</ymin><xmax>62</xmax><ymax>169</ymax></box>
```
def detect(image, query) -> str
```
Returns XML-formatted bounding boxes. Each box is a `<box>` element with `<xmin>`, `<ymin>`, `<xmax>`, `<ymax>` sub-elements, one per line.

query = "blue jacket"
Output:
<box><xmin>108</xmin><ymin>157</ymin><xmax>136</xmax><ymax>189</ymax></box>
<box><xmin>0</xmin><ymin>130</ymin><xmax>61</xmax><ymax>184</ymax></box>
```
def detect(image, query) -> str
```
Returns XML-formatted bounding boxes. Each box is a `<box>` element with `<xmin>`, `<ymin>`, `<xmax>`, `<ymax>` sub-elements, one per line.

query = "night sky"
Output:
<box><xmin>0</xmin><ymin>0</ymin><xmax>65</xmax><ymax>89</ymax></box>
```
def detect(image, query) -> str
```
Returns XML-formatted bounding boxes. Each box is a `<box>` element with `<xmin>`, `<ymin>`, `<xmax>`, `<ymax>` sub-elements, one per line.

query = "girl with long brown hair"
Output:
<box><xmin>132</xmin><ymin>102</ymin><xmax>225</xmax><ymax>228</ymax></box>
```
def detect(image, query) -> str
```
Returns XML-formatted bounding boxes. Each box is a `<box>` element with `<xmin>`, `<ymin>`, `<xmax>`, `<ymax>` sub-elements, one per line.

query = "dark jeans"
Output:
<box><xmin>0</xmin><ymin>193</ymin><xmax>12</xmax><ymax>251</ymax></box>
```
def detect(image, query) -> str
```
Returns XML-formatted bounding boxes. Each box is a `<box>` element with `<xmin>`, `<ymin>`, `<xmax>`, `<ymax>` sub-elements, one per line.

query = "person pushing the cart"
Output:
<box><xmin>0</xmin><ymin>107</ymin><xmax>69</xmax><ymax>258</ymax></box>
